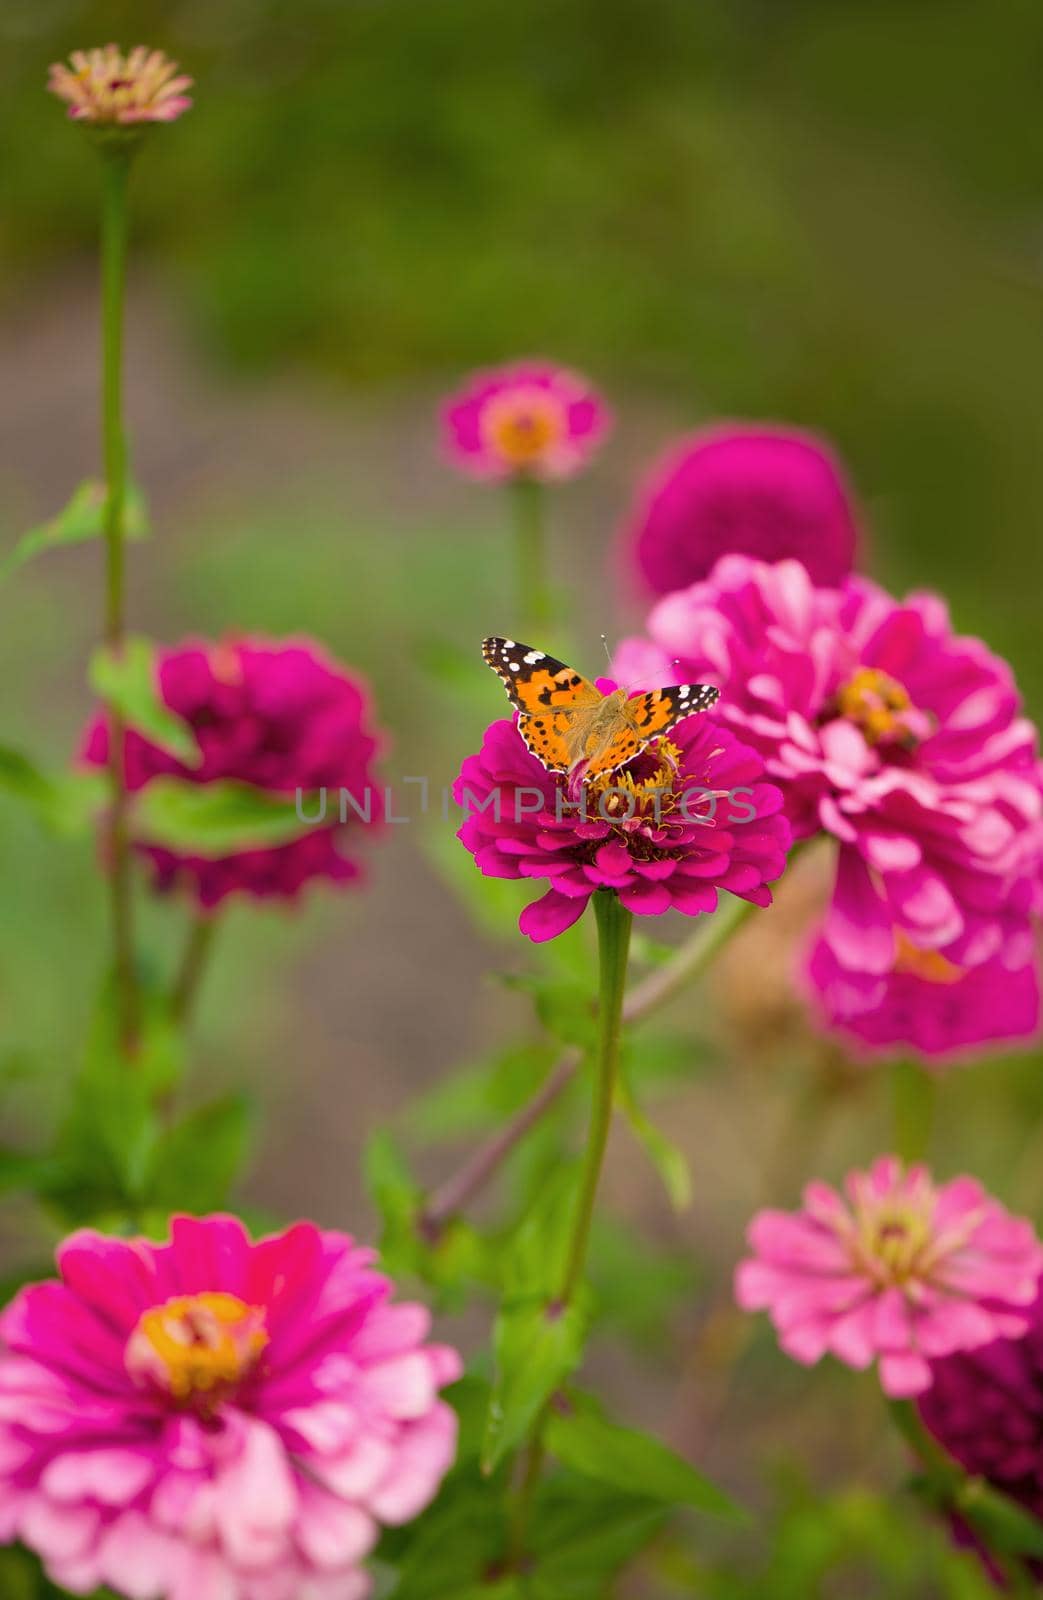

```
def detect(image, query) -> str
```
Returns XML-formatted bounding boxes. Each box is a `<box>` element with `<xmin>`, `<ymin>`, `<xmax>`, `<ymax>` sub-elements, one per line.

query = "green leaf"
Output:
<box><xmin>89</xmin><ymin>636</ymin><xmax>200</xmax><ymax>765</ymax></box>
<box><xmin>379</xmin><ymin>1463</ymin><xmax>508</xmax><ymax>1599</ymax></box>
<box><xmin>0</xmin><ymin>746</ymin><xmax>105</xmax><ymax>835</ymax></box>
<box><xmin>48</xmin><ymin>978</ymin><xmax>185</xmax><ymax>1218</ymax></box>
<box><xmin>616</xmin><ymin>1074</ymin><xmax>692</xmax><ymax>1210</ymax></box>
<box><xmin>545</xmin><ymin>1393</ymin><xmax>743</xmax><ymax>1520</ymax></box>
<box><xmin>0</xmin><ymin>1149</ymin><xmax>56</xmax><ymax>1195</ymax></box>
<box><xmin>955</xmin><ymin>1477</ymin><xmax>1043</xmax><ymax>1560</ymax></box>
<box><xmin>502</xmin><ymin>971</ymin><xmax>596</xmax><ymax>1050</ymax></box>
<box><xmin>0</xmin><ymin>479</ymin><xmax>148</xmax><ymax>582</ymax></box>
<box><xmin>131</xmin><ymin>778</ymin><xmax>315</xmax><ymax>856</ymax></box>
<box><xmin>482</xmin><ymin>1293</ymin><xmax>589</xmax><ymax>1474</ymax></box>
<box><xmin>528</xmin><ymin>1475</ymin><xmax>669</xmax><ymax>1598</ymax></box>
<box><xmin>146</xmin><ymin>1094</ymin><xmax>254</xmax><ymax>1211</ymax></box>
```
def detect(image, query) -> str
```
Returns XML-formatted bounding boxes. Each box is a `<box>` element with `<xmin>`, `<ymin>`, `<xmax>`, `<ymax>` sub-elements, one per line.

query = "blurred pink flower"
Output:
<box><xmin>453</xmin><ymin>695</ymin><xmax>790</xmax><ymax>941</ymax></box>
<box><xmin>48</xmin><ymin>46</ymin><xmax>192</xmax><ymax>125</ymax></box>
<box><xmin>441</xmin><ymin>361</ymin><xmax>610</xmax><ymax>481</ymax></box>
<box><xmin>625</xmin><ymin>423</ymin><xmax>860</xmax><ymax>596</ymax></box>
<box><xmin>615</xmin><ymin>556</ymin><xmax>1043</xmax><ymax>983</ymax></box>
<box><xmin>919</xmin><ymin>1285</ymin><xmax>1043</xmax><ymax>1579</ymax></box>
<box><xmin>806</xmin><ymin>930</ymin><xmax>1041</xmax><ymax>1066</ymax></box>
<box><xmin>82</xmin><ymin>637</ymin><xmax>383</xmax><ymax>909</ymax></box>
<box><xmin>736</xmin><ymin>1157</ymin><xmax>1043</xmax><ymax>1398</ymax></box>
<box><xmin>0</xmin><ymin>1215</ymin><xmax>461</xmax><ymax>1599</ymax></box>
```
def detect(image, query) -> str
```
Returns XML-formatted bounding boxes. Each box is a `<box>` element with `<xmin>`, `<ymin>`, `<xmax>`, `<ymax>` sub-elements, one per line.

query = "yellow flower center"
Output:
<box><xmin>585</xmin><ymin>739</ymin><xmax>686</xmax><ymax>824</ymax></box>
<box><xmin>480</xmin><ymin>388</ymin><xmax>566</xmax><ymax>468</ymax></box>
<box><xmin>894</xmin><ymin>932</ymin><xmax>964</xmax><ymax>985</ymax></box>
<box><xmin>835</xmin><ymin>667</ymin><xmax>925</xmax><ymax>748</ymax></box>
<box><xmin>853</xmin><ymin>1200</ymin><xmax>934</xmax><ymax>1285</ymax></box>
<box><xmin>125</xmin><ymin>1292</ymin><xmax>268</xmax><ymax>1404</ymax></box>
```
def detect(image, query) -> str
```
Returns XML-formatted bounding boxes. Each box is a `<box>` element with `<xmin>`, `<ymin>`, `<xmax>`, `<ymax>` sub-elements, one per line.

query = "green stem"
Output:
<box><xmin>170</xmin><ymin>914</ymin><xmax>218</xmax><ymax>1027</ymax></box>
<box><xmin>891</xmin><ymin>1058</ymin><xmax>936</xmax><ymax>1163</ymax></box>
<box><xmin>509</xmin><ymin>890</ymin><xmax>632</xmax><ymax>1566</ymax></box>
<box><xmin>419</xmin><ymin>891</ymin><xmax>757</xmax><ymax>1240</ymax></box>
<box><xmin>511</xmin><ymin>475</ymin><xmax>551</xmax><ymax>636</ymax></box>
<box><xmin>560</xmin><ymin>890</ymin><xmax>632</xmax><ymax>1301</ymax></box>
<box><xmin>100</xmin><ymin>148</ymin><xmax>139</xmax><ymax>1055</ymax></box>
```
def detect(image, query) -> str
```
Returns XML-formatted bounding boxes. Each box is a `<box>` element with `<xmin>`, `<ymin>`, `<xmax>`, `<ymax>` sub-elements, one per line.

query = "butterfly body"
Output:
<box><xmin>482</xmin><ymin>638</ymin><xmax>719</xmax><ymax>784</ymax></box>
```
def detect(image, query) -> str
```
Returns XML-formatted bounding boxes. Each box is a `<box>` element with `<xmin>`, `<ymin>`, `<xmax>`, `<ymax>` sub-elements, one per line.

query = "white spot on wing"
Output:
<box><xmin>523</xmin><ymin>650</ymin><xmax>545</xmax><ymax>664</ymax></box>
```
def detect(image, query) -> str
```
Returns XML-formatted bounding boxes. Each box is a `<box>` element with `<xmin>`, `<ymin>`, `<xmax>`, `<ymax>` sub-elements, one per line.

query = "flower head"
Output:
<box><xmin>0</xmin><ymin>1216</ymin><xmax>461</xmax><ymax>1599</ymax></box>
<box><xmin>442</xmin><ymin>361</ymin><xmax>610</xmax><ymax>481</ymax></box>
<box><xmin>48</xmin><ymin>46</ymin><xmax>192</xmax><ymax>126</ymax></box>
<box><xmin>736</xmin><ymin>1158</ymin><xmax>1043</xmax><ymax>1397</ymax></box>
<box><xmin>806</xmin><ymin>930</ymin><xmax>1041</xmax><ymax>1066</ymax></box>
<box><xmin>624</xmin><ymin>424</ymin><xmax>860</xmax><ymax>596</ymax></box>
<box><xmin>919</xmin><ymin>1286</ymin><xmax>1043</xmax><ymax>1573</ymax></box>
<box><xmin>82</xmin><ymin>637</ymin><xmax>384</xmax><ymax>909</ymax></box>
<box><xmin>454</xmin><ymin>692</ymin><xmax>790</xmax><ymax>941</ymax></box>
<box><xmin>616</xmin><ymin>556</ymin><xmax>1042</xmax><ymax>983</ymax></box>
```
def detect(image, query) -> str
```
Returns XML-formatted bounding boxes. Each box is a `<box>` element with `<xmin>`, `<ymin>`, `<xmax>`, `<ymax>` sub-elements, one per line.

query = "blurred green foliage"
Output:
<box><xmin>2</xmin><ymin>0</ymin><xmax>1043</xmax><ymax>695</ymax></box>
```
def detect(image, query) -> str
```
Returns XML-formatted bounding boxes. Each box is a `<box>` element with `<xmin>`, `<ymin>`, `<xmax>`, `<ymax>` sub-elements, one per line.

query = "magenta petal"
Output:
<box><xmin>519</xmin><ymin>888</ymin><xmax>590</xmax><ymax>942</ymax></box>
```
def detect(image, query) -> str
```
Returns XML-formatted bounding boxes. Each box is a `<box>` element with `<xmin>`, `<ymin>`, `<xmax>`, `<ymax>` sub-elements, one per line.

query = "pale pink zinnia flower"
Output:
<box><xmin>624</xmin><ymin>423</ymin><xmax>860</xmax><ymax>596</ymax></box>
<box><xmin>442</xmin><ymin>360</ymin><xmax>610</xmax><ymax>481</ymax></box>
<box><xmin>736</xmin><ymin>1158</ymin><xmax>1043</xmax><ymax>1397</ymax></box>
<box><xmin>48</xmin><ymin>45</ymin><xmax>192</xmax><ymax>125</ymax></box>
<box><xmin>0</xmin><ymin>1216</ymin><xmax>462</xmax><ymax>1599</ymax></box>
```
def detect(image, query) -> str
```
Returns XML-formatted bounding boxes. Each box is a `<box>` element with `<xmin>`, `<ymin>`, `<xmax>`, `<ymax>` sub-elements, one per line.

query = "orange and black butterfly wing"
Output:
<box><xmin>482</xmin><ymin>638</ymin><xmax>603</xmax><ymax>773</ymax></box>
<box><xmin>585</xmin><ymin>682</ymin><xmax>720</xmax><ymax>781</ymax></box>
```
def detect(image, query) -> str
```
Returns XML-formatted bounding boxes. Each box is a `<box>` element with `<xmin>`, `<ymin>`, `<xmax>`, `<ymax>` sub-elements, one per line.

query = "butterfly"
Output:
<box><xmin>482</xmin><ymin>637</ymin><xmax>720</xmax><ymax>785</ymax></box>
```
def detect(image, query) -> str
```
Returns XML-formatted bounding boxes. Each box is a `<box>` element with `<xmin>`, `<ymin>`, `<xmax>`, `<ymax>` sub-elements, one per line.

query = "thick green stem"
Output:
<box><xmin>100</xmin><ymin>149</ymin><xmax>139</xmax><ymax>1054</ymax></box>
<box><xmin>511</xmin><ymin>475</ymin><xmax>551</xmax><ymax>637</ymax></box>
<box><xmin>509</xmin><ymin>891</ymin><xmax>632</xmax><ymax>1565</ymax></box>
<box><xmin>891</xmin><ymin>1058</ymin><xmax>936</xmax><ymax>1163</ymax></box>
<box><xmin>559</xmin><ymin>890</ymin><xmax>632</xmax><ymax>1301</ymax></box>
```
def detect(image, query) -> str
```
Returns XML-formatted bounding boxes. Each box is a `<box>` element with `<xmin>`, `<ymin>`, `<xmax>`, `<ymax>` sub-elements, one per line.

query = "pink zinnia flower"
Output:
<box><xmin>806</xmin><ymin>930</ymin><xmax>1041</xmax><ymax>1066</ymax></box>
<box><xmin>615</xmin><ymin>557</ymin><xmax>1042</xmax><ymax>982</ymax></box>
<box><xmin>736</xmin><ymin>1158</ymin><xmax>1043</xmax><ymax>1398</ymax></box>
<box><xmin>82</xmin><ymin>637</ymin><xmax>384</xmax><ymax>909</ymax></box>
<box><xmin>441</xmin><ymin>361</ymin><xmax>610</xmax><ymax>481</ymax></box>
<box><xmin>454</xmin><ymin>692</ymin><xmax>790</xmax><ymax>941</ymax></box>
<box><xmin>624</xmin><ymin>423</ymin><xmax>860</xmax><ymax>596</ymax></box>
<box><xmin>919</xmin><ymin>1286</ymin><xmax>1043</xmax><ymax>1579</ymax></box>
<box><xmin>0</xmin><ymin>1216</ymin><xmax>461</xmax><ymax>1600</ymax></box>
<box><xmin>48</xmin><ymin>46</ymin><xmax>193</xmax><ymax>125</ymax></box>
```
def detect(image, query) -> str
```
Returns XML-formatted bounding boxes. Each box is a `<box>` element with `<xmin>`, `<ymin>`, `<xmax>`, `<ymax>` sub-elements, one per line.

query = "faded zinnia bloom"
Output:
<box><xmin>48</xmin><ymin>46</ymin><xmax>193</xmax><ymax>125</ymax></box>
<box><xmin>624</xmin><ymin>423</ymin><xmax>860</xmax><ymax>596</ymax></box>
<box><xmin>454</xmin><ymin>692</ymin><xmax>790</xmax><ymax>941</ymax></box>
<box><xmin>0</xmin><ymin>1215</ymin><xmax>461</xmax><ymax>1599</ymax></box>
<box><xmin>615</xmin><ymin>556</ymin><xmax>1042</xmax><ymax>989</ymax></box>
<box><xmin>736</xmin><ymin>1158</ymin><xmax>1043</xmax><ymax>1398</ymax></box>
<box><xmin>919</xmin><ymin>1286</ymin><xmax>1043</xmax><ymax>1578</ymax></box>
<box><xmin>806</xmin><ymin>930</ymin><xmax>1041</xmax><ymax>1066</ymax></box>
<box><xmin>441</xmin><ymin>361</ymin><xmax>610</xmax><ymax>481</ymax></box>
<box><xmin>82</xmin><ymin>637</ymin><xmax>383</xmax><ymax>908</ymax></box>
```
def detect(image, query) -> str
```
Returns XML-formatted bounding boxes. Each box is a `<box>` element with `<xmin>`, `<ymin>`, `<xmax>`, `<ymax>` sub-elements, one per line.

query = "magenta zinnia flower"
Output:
<box><xmin>441</xmin><ymin>361</ymin><xmax>610</xmax><ymax>481</ymax></box>
<box><xmin>806</xmin><ymin>930</ymin><xmax>1041</xmax><ymax>1066</ymax></box>
<box><xmin>919</xmin><ymin>1286</ymin><xmax>1043</xmax><ymax>1573</ymax></box>
<box><xmin>624</xmin><ymin>423</ymin><xmax>860</xmax><ymax>596</ymax></box>
<box><xmin>82</xmin><ymin>637</ymin><xmax>384</xmax><ymax>909</ymax></box>
<box><xmin>736</xmin><ymin>1158</ymin><xmax>1043</xmax><ymax>1398</ymax></box>
<box><xmin>48</xmin><ymin>46</ymin><xmax>193</xmax><ymax>125</ymax></box>
<box><xmin>616</xmin><ymin>556</ymin><xmax>1042</xmax><ymax>983</ymax></box>
<box><xmin>454</xmin><ymin>694</ymin><xmax>790</xmax><ymax>941</ymax></box>
<box><xmin>0</xmin><ymin>1216</ymin><xmax>461</xmax><ymax>1599</ymax></box>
